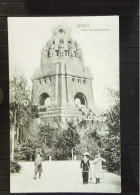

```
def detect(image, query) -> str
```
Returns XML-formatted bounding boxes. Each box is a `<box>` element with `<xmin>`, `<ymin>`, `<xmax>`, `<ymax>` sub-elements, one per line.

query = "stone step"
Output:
<box><xmin>45</xmin><ymin>109</ymin><xmax>80</xmax><ymax>113</ymax></box>
<box><xmin>39</xmin><ymin>113</ymin><xmax>86</xmax><ymax>118</ymax></box>
<box><xmin>46</xmin><ymin>106</ymin><xmax>80</xmax><ymax>111</ymax></box>
<box><xmin>39</xmin><ymin>109</ymin><xmax>83</xmax><ymax>116</ymax></box>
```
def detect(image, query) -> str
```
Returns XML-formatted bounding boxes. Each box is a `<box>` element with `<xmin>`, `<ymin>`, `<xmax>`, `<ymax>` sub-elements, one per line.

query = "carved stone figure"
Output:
<box><xmin>44</xmin><ymin>49</ymin><xmax>48</xmax><ymax>58</ymax></box>
<box><xmin>76</xmin><ymin>45</ymin><xmax>82</xmax><ymax>59</ymax></box>
<box><xmin>58</xmin><ymin>43</ymin><xmax>65</xmax><ymax>57</ymax></box>
<box><xmin>49</xmin><ymin>43</ymin><xmax>55</xmax><ymax>58</ymax></box>
<box><xmin>69</xmin><ymin>44</ymin><xmax>75</xmax><ymax>57</ymax></box>
<box><xmin>41</xmin><ymin>48</ymin><xmax>47</xmax><ymax>60</ymax></box>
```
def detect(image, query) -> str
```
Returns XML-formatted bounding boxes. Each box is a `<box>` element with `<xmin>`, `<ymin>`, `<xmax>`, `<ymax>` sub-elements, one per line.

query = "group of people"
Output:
<box><xmin>81</xmin><ymin>152</ymin><xmax>106</xmax><ymax>185</ymax></box>
<box><xmin>33</xmin><ymin>152</ymin><xmax>106</xmax><ymax>185</ymax></box>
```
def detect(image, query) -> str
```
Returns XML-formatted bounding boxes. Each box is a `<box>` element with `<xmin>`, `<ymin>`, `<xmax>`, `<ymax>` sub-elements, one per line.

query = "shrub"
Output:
<box><xmin>106</xmin><ymin>153</ymin><xmax>121</xmax><ymax>175</ymax></box>
<box><xmin>10</xmin><ymin>161</ymin><xmax>21</xmax><ymax>173</ymax></box>
<box><xmin>101</xmin><ymin>88</ymin><xmax>121</xmax><ymax>175</ymax></box>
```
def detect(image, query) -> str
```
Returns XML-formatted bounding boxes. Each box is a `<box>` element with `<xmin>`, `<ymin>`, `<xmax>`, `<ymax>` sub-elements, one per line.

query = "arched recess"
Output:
<box><xmin>39</xmin><ymin>93</ymin><xmax>50</xmax><ymax>106</ymax></box>
<box><xmin>74</xmin><ymin>92</ymin><xmax>87</xmax><ymax>107</ymax></box>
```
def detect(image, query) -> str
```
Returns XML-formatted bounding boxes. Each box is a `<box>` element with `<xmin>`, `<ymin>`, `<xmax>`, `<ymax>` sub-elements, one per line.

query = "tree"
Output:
<box><xmin>101</xmin><ymin>89</ymin><xmax>121</xmax><ymax>175</ymax></box>
<box><xmin>74</xmin><ymin>125</ymin><xmax>104</xmax><ymax>160</ymax></box>
<box><xmin>38</xmin><ymin>123</ymin><xmax>54</xmax><ymax>148</ymax></box>
<box><xmin>52</xmin><ymin>128</ymin><xmax>66</xmax><ymax>160</ymax></box>
<box><xmin>10</xmin><ymin>72</ymin><xmax>33</xmax><ymax>161</ymax></box>
<box><xmin>63</xmin><ymin>122</ymin><xmax>80</xmax><ymax>160</ymax></box>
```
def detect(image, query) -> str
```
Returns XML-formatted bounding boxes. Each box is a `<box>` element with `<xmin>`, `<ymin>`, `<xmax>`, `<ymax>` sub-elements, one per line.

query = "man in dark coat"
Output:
<box><xmin>34</xmin><ymin>153</ymin><xmax>43</xmax><ymax>179</ymax></box>
<box><xmin>81</xmin><ymin>152</ymin><xmax>90</xmax><ymax>184</ymax></box>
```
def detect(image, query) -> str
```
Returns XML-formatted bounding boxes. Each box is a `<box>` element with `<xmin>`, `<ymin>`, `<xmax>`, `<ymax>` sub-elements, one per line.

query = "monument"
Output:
<box><xmin>31</xmin><ymin>25</ymin><xmax>95</xmax><ymax>124</ymax></box>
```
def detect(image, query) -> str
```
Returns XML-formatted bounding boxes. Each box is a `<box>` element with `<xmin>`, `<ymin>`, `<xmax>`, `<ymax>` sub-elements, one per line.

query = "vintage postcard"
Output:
<box><xmin>8</xmin><ymin>16</ymin><xmax>121</xmax><ymax>193</ymax></box>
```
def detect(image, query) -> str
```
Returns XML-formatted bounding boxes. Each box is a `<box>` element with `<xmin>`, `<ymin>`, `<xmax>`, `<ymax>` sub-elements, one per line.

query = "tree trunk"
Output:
<box><xmin>72</xmin><ymin>148</ymin><xmax>73</xmax><ymax>161</ymax></box>
<box><xmin>19</xmin><ymin>128</ymin><xmax>21</xmax><ymax>143</ymax></box>
<box><xmin>11</xmin><ymin>110</ymin><xmax>16</xmax><ymax>161</ymax></box>
<box><xmin>20</xmin><ymin>128</ymin><xmax>23</xmax><ymax>143</ymax></box>
<box><xmin>22</xmin><ymin>128</ymin><xmax>23</xmax><ymax>142</ymax></box>
<box><xmin>16</xmin><ymin>126</ymin><xmax>19</xmax><ymax>142</ymax></box>
<box><xmin>20</xmin><ymin>129</ymin><xmax>22</xmax><ymax>143</ymax></box>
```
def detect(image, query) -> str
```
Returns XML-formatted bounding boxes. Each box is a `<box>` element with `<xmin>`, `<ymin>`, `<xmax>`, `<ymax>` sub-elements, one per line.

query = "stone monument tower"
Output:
<box><xmin>31</xmin><ymin>25</ymin><xmax>95</xmax><ymax>124</ymax></box>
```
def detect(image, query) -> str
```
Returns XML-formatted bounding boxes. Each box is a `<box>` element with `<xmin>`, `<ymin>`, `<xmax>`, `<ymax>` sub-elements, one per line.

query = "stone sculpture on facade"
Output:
<box><xmin>58</xmin><ymin>43</ymin><xmax>65</xmax><ymax>57</ymax></box>
<box><xmin>49</xmin><ymin>43</ymin><xmax>55</xmax><ymax>58</ymax></box>
<box><xmin>69</xmin><ymin>44</ymin><xmax>75</xmax><ymax>57</ymax></box>
<box><xmin>76</xmin><ymin>44</ymin><xmax>82</xmax><ymax>58</ymax></box>
<box><xmin>41</xmin><ymin>48</ymin><xmax>47</xmax><ymax>60</ymax></box>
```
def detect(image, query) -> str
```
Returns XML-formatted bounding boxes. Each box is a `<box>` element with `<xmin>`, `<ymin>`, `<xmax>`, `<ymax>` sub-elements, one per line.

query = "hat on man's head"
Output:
<box><xmin>83</xmin><ymin>152</ymin><xmax>89</xmax><ymax>156</ymax></box>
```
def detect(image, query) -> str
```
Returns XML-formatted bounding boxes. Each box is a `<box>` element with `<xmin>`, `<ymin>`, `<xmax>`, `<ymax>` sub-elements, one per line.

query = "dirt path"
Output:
<box><xmin>10</xmin><ymin>161</ymin><xmax>121</xmax><ymax>193</ymax></box>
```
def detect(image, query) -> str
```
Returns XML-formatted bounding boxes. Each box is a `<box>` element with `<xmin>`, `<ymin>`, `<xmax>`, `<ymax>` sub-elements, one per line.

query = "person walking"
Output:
<box><xmin>80</xmin><ymin>152</ymin><xmax>90</xmax><ymax>185</ymax></box>
<box><xmin>93</xmin><ymin>153</ymin><xmax>106</xmax><ymax>184</ymax></box>
<box><xmin>34</xmin><ymin>153</ymin><xmax>43</xmax><ymax>179</ymax></box>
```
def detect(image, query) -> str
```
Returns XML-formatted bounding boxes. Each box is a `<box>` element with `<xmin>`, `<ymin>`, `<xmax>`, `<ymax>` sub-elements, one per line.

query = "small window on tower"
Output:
<box><xmin>60</xmin><ymin>39</ymin><xmax>64</xmax><ymax>44</ymax></box>
<box><xmin>39</xmin><ymin>80</ymin><xmax>41</xmax><ymax>84</ymax></box>
<box><xmin>59</xmin><ymin>29</ymin><xmax>65</xmax><ymax>34</ymax></box>
<box><xmin>78</xmin><ymin>78</ymin><xmax>81</xmax><ymax>83</ymax></box>
<box><xmin>72</xmin><ymin>77</ymin><xmax>75</xmax><ymax>82</ymax></box>
<box><xmin>83</xmin><ymin>79</ymin><xmax>86</xmax><ymax>84</ymax></box>
<box><xmin>49</xmin><ymin>77</ymin><xmax>52</xmax><ymax>82</ymax></box>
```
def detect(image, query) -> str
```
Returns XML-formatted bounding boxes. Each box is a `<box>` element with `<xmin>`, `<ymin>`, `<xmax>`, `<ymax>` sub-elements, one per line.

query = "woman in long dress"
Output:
<box><xmin>93</xmin><ymin>153</ymin><xmax>106</xmax><ymax>184</ymax></box>
<box><xmin>80</xmin><ymin>152</ymin><xmax>90</xmax><ymax>184</ymax></box>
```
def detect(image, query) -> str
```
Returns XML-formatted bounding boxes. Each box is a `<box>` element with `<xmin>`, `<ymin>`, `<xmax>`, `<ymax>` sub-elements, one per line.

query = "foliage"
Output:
<box><xmin>10</xmin><ymin>73</ymin><xmax>31</xmax><ymax>125</ymax></box>
<box><xmin>10</xmin><ymin>160</ymin><xmax>21</xmax><ymax>173</ymax></box>
<box><xmin>101</xmin><ymin>88</ymin><xmax>121</xmax><ymax>175</ymax></box>
<box><xmin>23</xmin><ymin>121</ymin><xmax>81</xmax><ymax>160</ymax></box>
<box><xmin>63</xmin><ymin>122</ymin><xmax>80</xmax><ymax>150</ymax></box>
<box><xmin>75</xmin><ymin>138</ymin><xmax>99</xmax><ymax>160</ymax></box>
<box><xmin>38</xmin><ymin>123</ymin><xmax>54</xmax><ymax>148</ymax></box>
<box><xmin>52</xmin><ymin>128</ymin><xmax>66</xmax><ymax>160</ymax></box>
<box><xmin>45</xmin><ymin>122</ymin><xmax>81</xmax><ymax>160</ymax></box>
<box><xmin>10</xmin><ymin>71</ymin><xmax>39</xmax><ymax>162</ymax></box>
<box><xmin>10</xmin><ymin>72</ymin><xmax>38</xmax><ymax>144</ymax></box>
<box><xmin>13</xmin><ymin>119</ymin><xmax>107</xmax><ymax>161</ymax></box>
<box><xmin>74</xmin><ymin>125</ymin><xmax>102</xmax><ymax>160</ymax></box>
<box><xmin>15</xmin><ymin>139</ymin><xmax>36</xmax><ymax>161</ymax></box>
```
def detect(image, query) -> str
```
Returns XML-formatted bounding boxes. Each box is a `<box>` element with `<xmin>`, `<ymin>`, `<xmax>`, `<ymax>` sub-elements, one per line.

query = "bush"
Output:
<box><xmin>14</xmin><ymin>140</ymin><xmax>35</xmax><ymax>161</ymax></box>
<box><xmin>102</xmin><ymin>88</ymin><xmax>121</xmax><ymax>175</ymax></box>
<box><xmin>106</xmin><ymin>154</ymin><xmax>121</xmax><ymax>175</ymax></box>
<box><xmin>10</xmin><ymin>161</ymin><xmax>21</xmax><ymax>173</ymax></box>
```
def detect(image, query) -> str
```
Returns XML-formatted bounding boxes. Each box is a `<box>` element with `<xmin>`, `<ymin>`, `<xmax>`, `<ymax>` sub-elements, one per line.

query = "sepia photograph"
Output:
<box><xmin>8</xmin><ymin>16</ymin><xmax>121</xmax><ymax>193</ymax></box>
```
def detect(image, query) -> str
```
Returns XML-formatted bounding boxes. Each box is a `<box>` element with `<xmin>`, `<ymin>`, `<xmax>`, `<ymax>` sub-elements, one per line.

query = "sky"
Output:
<box><xmin>8</xmin><ymin>16</ymin><xmax>119</xmax><ymax>112</ymax></box>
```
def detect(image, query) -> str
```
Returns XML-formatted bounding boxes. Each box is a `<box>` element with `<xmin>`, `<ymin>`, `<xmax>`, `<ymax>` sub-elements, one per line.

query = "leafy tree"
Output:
<box><xmin>74</xmin><ymin>125</ymin><xmax>102</xmax><ymax>160</ymax></box>
<box><xmin>38</xmin><ymin>123</ymin><xmax>54</xmax><ymax>148</ymax></box>
<box><xmin>10</xmin><ymin>73</ymin><xmax>31</xmax><ymax>140</ymax></box>
<box><xmin>63</xmin><ymin>122</ymin><xmax>80</xmax><ymax>160</ymax></box>
<box><xmin>52</xmin><ymin>128</ymin><xmax>65</xmax><ymax>160</ymax></box>
<box><xmin>10</xmin><ymin>71</ymin><xmax>36</xmax><ymax>161</ymax></box>
<box><xmin>101</xmin><ymin>89</ymin><xmax>121</xmax><ymax>175</ymax></box>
